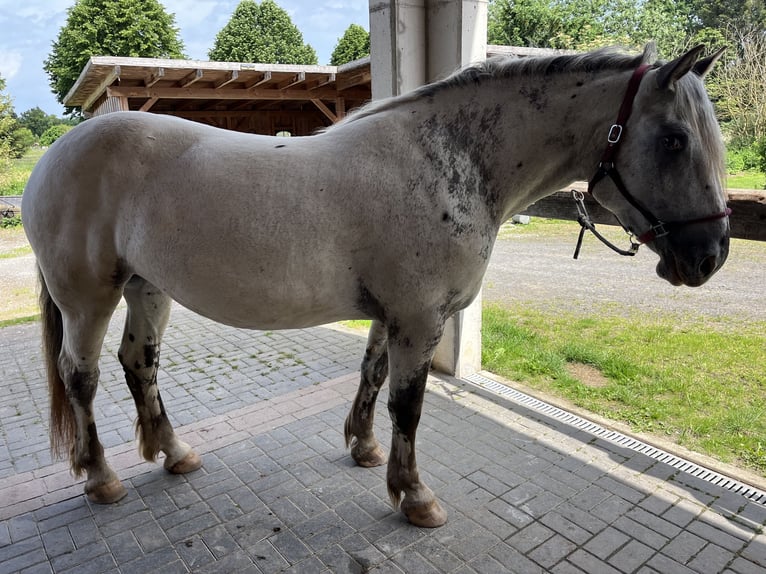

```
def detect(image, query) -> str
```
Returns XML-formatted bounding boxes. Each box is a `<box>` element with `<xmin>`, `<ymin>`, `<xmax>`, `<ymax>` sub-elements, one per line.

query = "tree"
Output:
<box><xmin>208</xmin><ymin>0</ymin><xmax>317</xmax><ymax>64</ymax></box>
<box><xmin>40</xmin><ymin>125</ymin><xmax>74</xmax><ymax>147</ymax></box>
<box><xmin>0</xmin><ymin>76</ymin><xmax>34</xmax><ymax>160</ymax></box>
<box><xmin>18</xmin><ymin>107</ymin><xmax>60</xmax><ymax>139</ymax></box>
<box><xmin>0</xmin><ymin>76</ymin><xmax>17</xmax><ymax>167</ymax></box>
<box><xmin>487</xmin><ymin>0</ymin><xmax>714</xmax><ymax>56</ymax></box>
<box><xmin>44</xmin><ymin>0</ymin><xmax>185</xmax><ymax>111</ymax></box>
<box><xmin>331</xmin><ymin>24</ymin><xmax>370</xmax><ymax>65</ymax></box>
<box><xmin>712</xmin><ymin>26</ymin><xmax>766</xmax><ymax>145</ymax></box>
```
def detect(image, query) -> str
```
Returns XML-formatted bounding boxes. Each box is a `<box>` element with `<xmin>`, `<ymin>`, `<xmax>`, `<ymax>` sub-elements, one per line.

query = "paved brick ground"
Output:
<box><xmin>1</xmin><ymin>305</ymin><xmax>765</xmax><ymax>573</ymax></box>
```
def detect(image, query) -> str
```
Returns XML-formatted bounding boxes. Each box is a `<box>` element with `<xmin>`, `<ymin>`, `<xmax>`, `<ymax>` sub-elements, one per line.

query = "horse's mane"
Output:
<box><xmin>332</xmin><ymin>43</ymin><xmax>726</xmax><ymax>186</ymax></box>
<box><xmin>334</xmin><ymin>45</ymin><xmax>652</xmax><ymax>128</ymax></box>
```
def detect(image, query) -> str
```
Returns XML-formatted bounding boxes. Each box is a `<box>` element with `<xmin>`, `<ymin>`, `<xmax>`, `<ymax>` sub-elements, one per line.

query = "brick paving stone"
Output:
<box><xmin>661</xmin><ymin>530</ymin><xmax>708</xmax><ymax>564</ymax></box>
<box><xmin>584</xmin><ymin>527</ymin><xmax>631</xmax><ymax>560</ymax></box>
<box><xmin>727</xmin><ymin>556</ymin><xmax>766</xmax><ymax>574</ymax></box>
<box><xmin>646</xmin><ymin>552</ymin><xmax>698</xmax><ymax>574</ymax></box>
<box><xmin>567</xmin><ymin>549</ymin><xmax>623</xmax><ymax>574</ymax></box>
<box><xmin>686</xmin><ymin>543</ymin><xmax>736</xmax><ymax>574</ymax></box>
<box><xmin>528</xmin><ymin>533</ymin><xmax>578</xmax><ymax>569</ymax></box>
<box><xmin>608</xmin><ymin>539</ymin><xmax>655</xmax><ymax>573</ymax></box>
<box><xmin>507</xmin><ymin>522</ymin><xmax>555</xmax><ymax>554</ymax></box>
<box><xmin>5</xmin><ymin>312</ymin><xmax>766</xmax><ymax>573</ymax></box>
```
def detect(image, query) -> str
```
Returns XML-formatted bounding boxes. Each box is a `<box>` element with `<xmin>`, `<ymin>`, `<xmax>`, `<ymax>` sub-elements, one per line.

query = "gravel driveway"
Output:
<box><xmin>483</xmin><ymin>221</ymin><xmax>766</xmax><ymax>325</ymax></box>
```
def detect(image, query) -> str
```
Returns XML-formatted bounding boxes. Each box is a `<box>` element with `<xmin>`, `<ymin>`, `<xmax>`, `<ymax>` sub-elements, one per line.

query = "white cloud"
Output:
<box><xmin>0</xmin><ymin>49</ymin><xmax>22</xmax><ymax>80</ymax></box>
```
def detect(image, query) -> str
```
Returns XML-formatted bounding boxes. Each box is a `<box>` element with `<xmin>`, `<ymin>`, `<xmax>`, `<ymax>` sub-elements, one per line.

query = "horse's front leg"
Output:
<box><xmin>386</xmin><ymin>321</ymin><xmax>447</xmax><ymax>528</ymax></box>
<box><xmin>119</xmin><ymin>278</ymin><xmax>202</xmax><ymax>474</ymax></box>
<box><xmin>345</xmin><ymin>320</ymin><xmax>389</xmax><ymax>467</ymax></box>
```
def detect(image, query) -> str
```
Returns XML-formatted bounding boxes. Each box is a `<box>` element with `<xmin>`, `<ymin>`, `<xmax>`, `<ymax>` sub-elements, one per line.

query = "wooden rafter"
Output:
<box><xmin>337</xmin><ymin>69</ymin><xmax>371</xmax><ymax>91</ymax></box>
<box><xmin>245</xmin><ymin>71</ymin><xmax>272</xmax><ymax>90</ymax></box>
<box><xmin>139</xmin><ymin>97</ymin><xmax>159</xmax><ymax>112</ymax></box>
<box><xmin>178</xmin><ymin>69</ymin><xmax>203</xmax><ymax>88</ymax></box>
<box><xmin>311</xmin><ymin>99</ymin><xmax>336</xmax><ymax>123</ymax></box>
<box><xmin>145</xmin><ymin>67</ymin><xmax>164</xmax><ymax>88</ymax></box>
<box><xmin>82</xmin><ymin>65</ymin><xmax>121</xmax><ymax>113</ymax></box>
<box><xmin>215</xmin><ymin>70</ymin><xmax>239</xmax><ymax>89</ymax></box>
<box><xmin>106</xmin><ymin>85</ymin><xmax>370</xmax><ymax>101</ymax></box>
<box><xmin>277</xmin><ymin>72</ymin><xmax>305</xmax><ymax>90</ymax></box>
<box><xmin>307</xmin><ymin>73</ymin><xmax>335</xmax><ymax>91</ymax></box>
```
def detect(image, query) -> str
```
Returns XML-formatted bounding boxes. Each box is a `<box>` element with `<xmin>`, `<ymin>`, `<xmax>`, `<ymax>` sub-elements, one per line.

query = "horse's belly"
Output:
<box><xmin>155</xmin><ymin>271</ymin><xmax>363</xmax><ymax>331</ymax></box>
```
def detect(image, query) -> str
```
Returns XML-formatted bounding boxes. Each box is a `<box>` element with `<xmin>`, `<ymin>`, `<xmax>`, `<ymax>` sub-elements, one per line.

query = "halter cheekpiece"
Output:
<box><xmin>572</xmin><ymin>64</ymin><xmax>731</xmax><ymax>259</ymax></box>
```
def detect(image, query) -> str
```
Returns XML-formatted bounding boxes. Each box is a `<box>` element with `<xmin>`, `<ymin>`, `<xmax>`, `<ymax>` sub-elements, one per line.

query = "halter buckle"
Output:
<box><xmin>607</xmin><ymin>124</ymin><xmax>623</xmax><ymax>144</ymax></box>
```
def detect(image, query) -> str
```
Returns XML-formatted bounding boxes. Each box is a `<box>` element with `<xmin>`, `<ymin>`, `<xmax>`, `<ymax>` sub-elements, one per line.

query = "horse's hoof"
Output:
<box><xmin>85</xmin><ymin>479</ymin><xmax>128</xmax><ymax>504</ymax></box>
<box><xmin>352</xmin><ymin>444</ymin><xmax>388</xmax><ymax>468</ymax></box>
<box><xmin>165</xmin><ymin>450</ymin><xmax>203</xmax><ymax>474</ymax></box>
<box><xmin>401</xmin><ymin>498</ymin><xmax>448</xmax><ymax>528</ymax></box>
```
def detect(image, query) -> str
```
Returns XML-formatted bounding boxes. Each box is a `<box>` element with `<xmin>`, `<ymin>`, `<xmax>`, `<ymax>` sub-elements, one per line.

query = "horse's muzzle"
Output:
<box><xmin>655</xmin><ymin>232</ymin><xmax>730</xmax><ymax>287</ymax></box>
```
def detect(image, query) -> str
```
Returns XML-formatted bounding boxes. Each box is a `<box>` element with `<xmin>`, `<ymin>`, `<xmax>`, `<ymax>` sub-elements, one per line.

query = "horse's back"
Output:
<box><xmin>22</xmin><ymin>113</ymin><xmax>373</xmax><ymax>327</ymax></box>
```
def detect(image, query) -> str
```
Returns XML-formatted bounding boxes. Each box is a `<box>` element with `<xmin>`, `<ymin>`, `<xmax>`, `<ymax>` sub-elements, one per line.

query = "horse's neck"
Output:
<box><xmin>417</xmin><ymin>69</ymin><xmax>631</xmax><ymax>223</ymax></box>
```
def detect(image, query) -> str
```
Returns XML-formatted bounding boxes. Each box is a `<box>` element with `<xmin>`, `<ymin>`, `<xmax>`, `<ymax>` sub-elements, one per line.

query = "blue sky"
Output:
<box><xmin>0</xmin><ymin>0</ymin><xmax>368</xmax><ymax>116</ymax></box>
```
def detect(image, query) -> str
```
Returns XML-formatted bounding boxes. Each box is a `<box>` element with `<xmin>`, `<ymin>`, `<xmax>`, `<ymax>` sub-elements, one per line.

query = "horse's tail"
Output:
<box><xmin>38</xmin><ymin>266</ymin><xmax>74</xmax><ymax>459</ymax></box>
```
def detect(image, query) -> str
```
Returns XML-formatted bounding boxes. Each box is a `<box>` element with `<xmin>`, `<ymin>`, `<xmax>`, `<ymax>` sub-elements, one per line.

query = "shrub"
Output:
<box><xmin>756</xmin><ymin>136</ymin><xmax>766</xmax><ymax>175</ymax></box>
<box><xmin>726</xmin><ymin>141</ymin><xmax>762</xmax><ymax>173</ymax></box>
<box><xmin>39</xmin><ymin>124</ymin><xmax>72</xmax><ymax>146</ymax></box>
<box><xmin>0</xmin><ymin>215</ymin><xmax>22</xmax><ymax>228</ymax></box>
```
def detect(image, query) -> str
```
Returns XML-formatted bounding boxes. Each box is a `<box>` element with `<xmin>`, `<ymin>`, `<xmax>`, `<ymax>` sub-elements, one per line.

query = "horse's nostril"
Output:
<box><xmin>698</xmin><ymin>254</ymin><xmax>718</xmax><ymax>277</ymax></box>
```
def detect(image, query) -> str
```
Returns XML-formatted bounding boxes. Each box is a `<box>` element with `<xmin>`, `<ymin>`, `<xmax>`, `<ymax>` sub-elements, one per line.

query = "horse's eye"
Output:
<box><xmin>662</xmin><ymin>135</ymin><xmax>685</xmax><ymax>151</ymax></box>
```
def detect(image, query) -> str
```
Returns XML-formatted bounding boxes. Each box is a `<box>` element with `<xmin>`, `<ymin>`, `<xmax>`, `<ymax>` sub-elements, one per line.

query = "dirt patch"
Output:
<box><xmin>566</xmin><ymin>362</ymin><xmax>609</xmax><ymax>388</ymax></box>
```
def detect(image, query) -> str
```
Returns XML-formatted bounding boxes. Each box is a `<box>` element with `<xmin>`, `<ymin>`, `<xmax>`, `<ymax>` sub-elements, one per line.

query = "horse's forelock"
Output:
<box><xmin>674</xmin><ymin>74</ymin><xmax>726</xmax><ymax>188</ymax></box>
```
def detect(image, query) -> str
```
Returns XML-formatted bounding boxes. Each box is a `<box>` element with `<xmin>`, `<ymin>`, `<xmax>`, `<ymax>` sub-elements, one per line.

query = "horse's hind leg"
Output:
<box><xmin>345</xmin><ymin>320</ymin><xmax>389</xmax><ymax>467</ymax></box>
<box><xmin>119</xmin><ymin>277</ymin><xmax>202</xmax><ymax>474</ymax></box>
<box><xmin>53</xmin><ymin>295</ymin><xmax>127</xmax><ymax>503</ymax></box>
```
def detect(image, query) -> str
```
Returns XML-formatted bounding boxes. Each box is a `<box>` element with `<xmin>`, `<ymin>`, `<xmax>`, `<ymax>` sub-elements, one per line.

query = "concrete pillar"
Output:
<box><xmin>369</xmin><ymin>0</ymin><xmax>488</xmax><ymax>378</ymax></box>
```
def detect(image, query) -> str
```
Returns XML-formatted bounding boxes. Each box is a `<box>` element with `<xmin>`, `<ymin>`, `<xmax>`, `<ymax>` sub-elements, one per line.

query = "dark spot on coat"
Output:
<box><xmin>275</xmin><ymin>144</ymin><xmax>286</xmax><ymax>148</ymax></box>
<box><xmin>128</xmin><ymin>333</ymin><xmax>135</xmax><ymax>342</ymax></box>
<box><xmin>143</xmin><ymin>344</ymin><xmax>158</xmax><ymax>369</ymax></box>
<box><xmin>442</xmin><ymin>212</ymin><xmax>450</xmax><ymax>222</ymax></box>
<box><xmin>388</xmin><ymin>362</ymin><xmax>430</xmax><ymax>435</ymax></box>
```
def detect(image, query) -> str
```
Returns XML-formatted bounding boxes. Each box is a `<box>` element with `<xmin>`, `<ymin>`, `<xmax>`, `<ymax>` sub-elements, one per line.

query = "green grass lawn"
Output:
<box><xmin>728</xmin><ymin>170</ymin><xmax>766</xmax><ymax>190</ymax></box>
<box><xmin>482</xmin><ymin>304</ymin><xmax>766</xmax><ymax>476</ymax></box>
<box><xmin>0</xmin><ymin>147</ymin><xmax>45</xmax><ymax>196</ymax></box>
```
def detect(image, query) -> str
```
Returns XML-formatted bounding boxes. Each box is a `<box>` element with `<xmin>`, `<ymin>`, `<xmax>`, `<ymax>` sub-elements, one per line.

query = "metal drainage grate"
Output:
<box><xmin>464</xmin><ymin>372</ymin><xmax>766</xmax><ymax>506</ymax></box>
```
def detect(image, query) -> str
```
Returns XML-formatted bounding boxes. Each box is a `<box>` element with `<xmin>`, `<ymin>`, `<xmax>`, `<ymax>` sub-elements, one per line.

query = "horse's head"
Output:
<box><xmin>590</xmin><ymin>45</ymin><xmax>730</xmax><ymax>287</ymax></box>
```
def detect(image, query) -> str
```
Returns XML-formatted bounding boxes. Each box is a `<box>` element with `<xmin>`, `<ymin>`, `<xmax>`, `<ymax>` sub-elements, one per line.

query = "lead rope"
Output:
<box><xmin>572</xmin><ymin>190</ymin><xmax>639</xmax><ymax>259</ymax></box>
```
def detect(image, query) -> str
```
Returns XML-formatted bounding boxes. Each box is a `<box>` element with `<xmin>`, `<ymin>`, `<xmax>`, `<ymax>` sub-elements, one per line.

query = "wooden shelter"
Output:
<box><xmin>63</xmin><ymin>56</ymin><xmax>372</xmax><ymax>136</ymax></box>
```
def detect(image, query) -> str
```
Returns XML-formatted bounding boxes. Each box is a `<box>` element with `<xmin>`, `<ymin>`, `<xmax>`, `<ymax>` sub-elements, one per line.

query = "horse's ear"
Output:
<box><xmin>641</xmin><ymin>42</ymin><xmax>658</xmax><ymax>65</ymax></box>
<box><xmin>693</xmin><ymin>47</ymin><xmax>725</xmax><ymax>78</ymax></box>
<box><xmin>655</xmin><ymin>44</ymin><xmax>706</xmax><ymax>90</ymax></box>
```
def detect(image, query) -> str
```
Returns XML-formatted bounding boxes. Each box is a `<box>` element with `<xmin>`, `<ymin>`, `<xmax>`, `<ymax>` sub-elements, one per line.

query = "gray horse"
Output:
<box><xmin>22</xmin><ymin>44</ymin><xmax>729</xmax><ymax>527</ymax></box>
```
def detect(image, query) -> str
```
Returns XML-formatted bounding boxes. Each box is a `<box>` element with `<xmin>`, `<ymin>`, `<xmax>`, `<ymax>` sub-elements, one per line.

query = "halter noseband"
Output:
<box><xmin>572</xmin><ymin>63</ymin><xmax>731</xmax><ymax>259</ymax></box>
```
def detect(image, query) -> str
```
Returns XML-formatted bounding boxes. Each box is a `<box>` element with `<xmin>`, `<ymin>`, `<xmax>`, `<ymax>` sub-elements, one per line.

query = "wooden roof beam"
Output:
<box><xmin>246</xmin><ymin>71</ymin><xmax>272</xmax><ymax>90</ymax></box>
<box><xmin>277</xmin><ymin>72</ymin><xmax>305</xmax><ymax>90</ymax></box>
<box><xmin>307</xmin><ymin>73</ymin><xmax>335</xmax><ymax>90</ymax></box>
<box><xmin>215</xmin><ymin>70</ymin><xmax>239</xmax><ymax>89</ymax></box>
<box><xmin>107</xmin><ymin>85</ymin><xmax>371</xmax><ymax>101</ymax></box>
<box><xmin>139</xmin><ymin>97</ymin><xmax>159</xmax><ymax>112</ymax></box>
<box><xmin>145</xmin><ymin>67</ymin><xmax>164</xmax><ymax>88</ymax></box>
<box><xmin>311</xmin><ymin>99</ymin><xmax>337</xmax><ymax>123</ymax></box>
<box><xmin>178</xmin><ymin>69</ymin><xmax>203</xmax><ymax>88</ymax></box>
<box><xmin>337</xmin><ymin>69</ymin><xmax>371</xmax><ymax>91</ymax></box>
<box><xmin>82</xmin><ymin>65</ymin><xmax>121</xmax><ymax>113</ymax></box>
